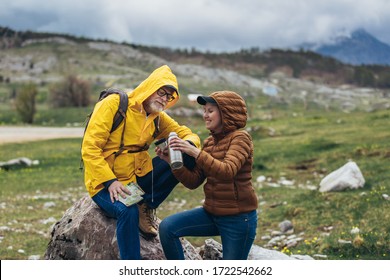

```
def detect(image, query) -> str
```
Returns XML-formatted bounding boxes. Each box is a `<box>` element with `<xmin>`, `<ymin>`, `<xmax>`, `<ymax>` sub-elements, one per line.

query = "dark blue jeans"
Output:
<box><xmin>159</xmin><ymin>207</ymin><xmax>258</xmax><ymax>260</ymax></box>
<box><xmin>92</xmin><ymin>190</ymin><xmax>140</xmax><ymax>259</ymax></box>
<box><xmin>92</xmin><ymin>154</ymin><xmax>195</xmax><ymax>260</ymax></box>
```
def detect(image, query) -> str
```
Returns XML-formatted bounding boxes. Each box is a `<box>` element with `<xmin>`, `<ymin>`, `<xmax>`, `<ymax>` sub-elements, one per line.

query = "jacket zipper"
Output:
<box><xmin>233</xmin><ymin>182</ymin><xmax>239</xmax><ymax>200</ymax></box>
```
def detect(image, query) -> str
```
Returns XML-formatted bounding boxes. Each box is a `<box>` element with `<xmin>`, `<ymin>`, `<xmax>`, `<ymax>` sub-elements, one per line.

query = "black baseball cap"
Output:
<box><xmin>197</xmin><ymin>95</ymin><xmax>217</xmax><ymax>105</ymax></box>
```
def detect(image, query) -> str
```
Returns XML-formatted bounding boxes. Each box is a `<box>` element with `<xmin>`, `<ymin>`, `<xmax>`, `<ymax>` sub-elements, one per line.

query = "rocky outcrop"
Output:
<box><xmin>44</xmin><ymin>195</ymin><xmax>201</xmax><ymax>260</ymax></box>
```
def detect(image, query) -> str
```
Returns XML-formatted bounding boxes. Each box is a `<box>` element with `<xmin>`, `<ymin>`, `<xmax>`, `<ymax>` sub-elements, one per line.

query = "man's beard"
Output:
<box><xmin>146</xmin><ymin>101</ymin><xmax>164</xmax><ymax>114</ymax></box>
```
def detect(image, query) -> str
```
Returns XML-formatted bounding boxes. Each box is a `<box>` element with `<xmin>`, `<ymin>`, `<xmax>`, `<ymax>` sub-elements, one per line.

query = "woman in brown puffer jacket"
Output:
<box><xmin>157</xmin><ymin>90</ymin><xmax>258</xmax><ymax>260</ymax></box>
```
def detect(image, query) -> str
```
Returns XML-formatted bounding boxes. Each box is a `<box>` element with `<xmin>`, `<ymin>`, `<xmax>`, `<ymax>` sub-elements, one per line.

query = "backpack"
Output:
<box><xmin>79</xmin><ymin>88</ymin><xmax>159</xmax><ymax>170</ymax></box>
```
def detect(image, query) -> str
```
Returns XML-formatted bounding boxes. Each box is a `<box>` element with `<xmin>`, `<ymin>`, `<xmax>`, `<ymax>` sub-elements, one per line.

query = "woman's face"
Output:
<box><xmin>203</xmin><ymin>103</ymin><xmax>222</xmax><ymax>133</ymax></box>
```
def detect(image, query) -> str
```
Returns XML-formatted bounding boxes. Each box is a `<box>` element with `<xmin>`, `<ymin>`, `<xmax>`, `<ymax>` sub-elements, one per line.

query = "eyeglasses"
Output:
<box><xmin>156</xmin><ymin>88</ymin><xmax>175</xmax><ymax>102</ymax></box>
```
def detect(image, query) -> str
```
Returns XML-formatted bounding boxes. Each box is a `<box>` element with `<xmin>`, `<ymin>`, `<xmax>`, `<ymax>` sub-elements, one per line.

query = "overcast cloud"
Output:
<box><xmin>1</xmin><ymin>0</ymin><xmax>390</xmax><ymax>52</ymax></box>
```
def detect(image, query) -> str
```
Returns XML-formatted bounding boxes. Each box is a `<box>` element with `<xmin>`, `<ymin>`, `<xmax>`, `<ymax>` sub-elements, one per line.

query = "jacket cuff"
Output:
<box><xmin>103</xmin><ymin>178</ymin><xmax>117</xmax><ymax>189</ymax></box>
<box><xmin>186</xmin><ymin>140</ymin><xmax>195</xmax><ymax>147</ymax></box>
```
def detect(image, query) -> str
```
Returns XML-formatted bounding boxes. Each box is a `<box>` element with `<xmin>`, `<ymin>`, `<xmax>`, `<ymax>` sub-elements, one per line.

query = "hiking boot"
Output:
<box><xmin>137</xmin><ymin>203</ymin><xmax>158</xmax><ymax>238</ymax></box>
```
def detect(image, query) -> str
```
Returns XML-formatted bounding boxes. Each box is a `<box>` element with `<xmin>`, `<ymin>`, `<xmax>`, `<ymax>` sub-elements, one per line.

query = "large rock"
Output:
<box><xmin>200</xmin><ymin>238</ymin><xmax>313</xmax><ymax>260</ymax></box>
<box><xmin>44</xmin><ymin>195</ymin><xmax>201</xmax><ymax>260</ymax></box>
<box><xmin>319</xmin><ymin>161</ymin><xmax>365</xmax><ymax>192</ymax></box>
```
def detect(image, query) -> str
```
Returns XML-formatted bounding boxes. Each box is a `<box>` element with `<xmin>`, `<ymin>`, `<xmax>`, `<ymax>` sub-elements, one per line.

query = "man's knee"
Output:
<box><xmin>118</xmin><ymin>204</ymin><xmax>138</xmax><ymax>220</ymax></box>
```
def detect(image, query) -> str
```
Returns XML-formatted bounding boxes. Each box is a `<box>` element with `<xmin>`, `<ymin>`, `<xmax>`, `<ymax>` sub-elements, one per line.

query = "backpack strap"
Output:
<box><xmin>99</xmin><ymin>88</ymin><xmax>128</xmax><ymax>133</ymax></box>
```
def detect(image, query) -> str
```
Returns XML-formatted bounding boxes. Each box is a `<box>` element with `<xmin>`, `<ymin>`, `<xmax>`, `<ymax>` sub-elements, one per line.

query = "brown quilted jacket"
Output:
<box><xmin>173</xmin><ymin>91</ymin><xmax>258</xmax><ymax>215</ymax></box>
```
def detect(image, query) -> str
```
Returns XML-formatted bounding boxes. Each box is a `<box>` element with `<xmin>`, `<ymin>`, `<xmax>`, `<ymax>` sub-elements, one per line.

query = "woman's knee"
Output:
<box><xmin>159</xmin><ymin>217</ymin><xmax>171</xmax><ymax>233</ymax></box>
<box><xmin>159</xmin><ymin>216</ymin><xmax>177</xmax><ymax>237</ymax></box>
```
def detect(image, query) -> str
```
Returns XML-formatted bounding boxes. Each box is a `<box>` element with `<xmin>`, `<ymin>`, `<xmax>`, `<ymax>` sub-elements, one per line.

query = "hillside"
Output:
<box><xmin>2</xmin><ymin>26</ymin><xmax>390</xmax><ymax>87</ymax></box>
<box><xmin>0</xmin><ymin>26</ymin><xmax>390</xmax><ymax>114</ymax></box>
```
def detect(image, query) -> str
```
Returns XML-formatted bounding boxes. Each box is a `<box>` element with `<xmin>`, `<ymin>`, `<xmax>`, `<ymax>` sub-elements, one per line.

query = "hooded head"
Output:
<box><xmin>130</xmin><ymin>65</ymin><xmax>179</xmax><ymax>110</ymax></box>
<box><xmin>197</xmin><ymin>90</ymin><xmax>247</xmax><ymax>134</ymax></box>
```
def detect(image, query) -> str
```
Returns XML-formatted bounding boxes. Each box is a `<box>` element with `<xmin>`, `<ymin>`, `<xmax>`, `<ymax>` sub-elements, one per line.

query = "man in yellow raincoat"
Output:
<box><xmin>81</xmin><ymin>65</ymin><xmax>200</xmax><ymax>259</ymax></box>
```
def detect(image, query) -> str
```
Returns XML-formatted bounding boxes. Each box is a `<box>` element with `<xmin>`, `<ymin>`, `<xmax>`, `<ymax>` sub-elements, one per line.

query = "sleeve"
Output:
<box><xmin>81</xmin><ymin>96</ymin><xmax>119</xmax><ymax>187</ymax></box>
<box><xmin>157</xmin><ymin>112</ymin><xmax>201</xmax><ymax>148</ymax></box>
<box><xmin>103</xmin><ymin>178</ymin><xmax>117</xmax><ymax>189</ymax></box>
<box><xmin>172</xmin><ymin>163</ymin><xmax>206</xmax><ymax>190</ymax></box>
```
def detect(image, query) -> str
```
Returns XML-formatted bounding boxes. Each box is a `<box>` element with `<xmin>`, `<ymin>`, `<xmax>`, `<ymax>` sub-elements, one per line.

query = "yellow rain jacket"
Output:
<box><xmin>81</xmin><ymin>65</ymin><xmax>200</xmax><ymax>197</ymax></box>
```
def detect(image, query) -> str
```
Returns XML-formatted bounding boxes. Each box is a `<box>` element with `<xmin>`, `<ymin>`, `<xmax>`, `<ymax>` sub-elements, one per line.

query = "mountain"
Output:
<box><xmin>304</xmin><ymin>29</ymin><xmax>390</xmax><ymax>66</ymax></box>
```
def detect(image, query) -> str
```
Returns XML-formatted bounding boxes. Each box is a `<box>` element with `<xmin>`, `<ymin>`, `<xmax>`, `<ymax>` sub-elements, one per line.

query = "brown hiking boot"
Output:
<box><xmin>137</xmin><ymin>203</ymin><xmax>158</xmax><ymax>238</ymax></box>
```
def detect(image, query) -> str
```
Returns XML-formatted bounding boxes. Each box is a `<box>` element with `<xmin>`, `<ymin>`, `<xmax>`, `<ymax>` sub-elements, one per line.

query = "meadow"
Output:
<box><xmin>0</xmin><ymin>106</ymin><xmax>389</xmax><ymax>260</ymax></box>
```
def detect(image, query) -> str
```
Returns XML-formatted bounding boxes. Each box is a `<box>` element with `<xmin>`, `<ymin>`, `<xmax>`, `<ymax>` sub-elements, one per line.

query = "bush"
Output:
<box><xmin>49</xmin><ymin>75</ymin><xmax>91</xmax><ymax>108</ymax></box>
<box><xmin>14</xmin><ymin>84</ymin><xmax>38</xmax><ymax>124</ymax></box>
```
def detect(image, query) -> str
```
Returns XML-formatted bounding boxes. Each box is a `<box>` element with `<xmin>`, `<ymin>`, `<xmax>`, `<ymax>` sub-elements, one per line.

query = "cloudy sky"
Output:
<box><xmin>1</xmin><ymin>0</ymin><xmax>390</xmax><ymax>52</ymax></box>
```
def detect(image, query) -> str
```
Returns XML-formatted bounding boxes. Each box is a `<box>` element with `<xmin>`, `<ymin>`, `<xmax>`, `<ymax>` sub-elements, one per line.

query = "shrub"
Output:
<box><xmin>49</xmin><ymin>75</ymin><xmax>91</xmax><ymax>108</ymax></box>
<box><xmin>14</xmin><ymin>83</ymin><xmax>38</xmax><ymax>124</ymax></box>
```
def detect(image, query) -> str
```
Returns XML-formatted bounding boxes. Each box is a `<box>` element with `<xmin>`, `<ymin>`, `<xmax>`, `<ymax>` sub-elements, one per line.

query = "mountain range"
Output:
<box><xmin>302</xmin><ymin>29</ymin><xmax>390</xmax><ymax>66</ymax></box>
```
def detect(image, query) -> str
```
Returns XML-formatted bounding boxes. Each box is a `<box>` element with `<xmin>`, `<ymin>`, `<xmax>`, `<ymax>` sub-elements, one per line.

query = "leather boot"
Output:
<box><xmin>137</xmin><ymin>203</ymin><xmax>158</xmax><ymax>238</ymax></box>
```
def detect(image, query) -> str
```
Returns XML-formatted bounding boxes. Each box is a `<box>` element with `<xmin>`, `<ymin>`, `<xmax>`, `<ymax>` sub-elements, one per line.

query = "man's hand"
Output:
<box><xmin>155</xmin><ymin>145</ymin><xmax>170</xmax><ymax>163</ymax></box>
<box><xmin>108</xmin><ymin>181</ymin><xmax>131</xmax><ymax>203</ymax></box>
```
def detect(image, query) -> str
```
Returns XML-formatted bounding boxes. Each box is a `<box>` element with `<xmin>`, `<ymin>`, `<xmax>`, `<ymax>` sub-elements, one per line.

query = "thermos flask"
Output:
<box><xmin>168</xmin><ymin>132</ymin><xmax>183</xmax><ymax>169</ymax></box>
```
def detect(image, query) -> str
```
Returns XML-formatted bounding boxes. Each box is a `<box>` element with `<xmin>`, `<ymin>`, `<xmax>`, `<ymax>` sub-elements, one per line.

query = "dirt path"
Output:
<box><xmin>0</xmin><ymin>126</ymin><xmax>84</xmax><ymax>144</ymax></box>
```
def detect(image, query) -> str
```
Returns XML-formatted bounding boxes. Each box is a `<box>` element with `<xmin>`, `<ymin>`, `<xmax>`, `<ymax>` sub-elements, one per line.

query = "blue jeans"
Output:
<box><xmin>92</xmin><ymin>155</ymin><xmax>195</xmax><ymax>260</ymax></box>
<box><xmin>159</xmin><ymin>207</ymin><xmax>258</xmax><ymax>260</ymax></box>
<box><xmin>92</xmin><ymin>190</ymin><xmax>141</xmax><ymax>259</ymax></box>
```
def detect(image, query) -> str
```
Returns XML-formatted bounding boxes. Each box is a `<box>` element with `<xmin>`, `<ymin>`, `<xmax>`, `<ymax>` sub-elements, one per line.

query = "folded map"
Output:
<box><xmin>118</xmin><ymin>182</ymin><xmax>145</xmax><ymax>206</ymax></box>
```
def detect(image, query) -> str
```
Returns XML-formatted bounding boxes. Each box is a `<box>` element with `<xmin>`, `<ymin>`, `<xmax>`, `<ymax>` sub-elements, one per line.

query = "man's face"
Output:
<box><xmin>143</xmin><ymin>87</ymin><xmax>176</xmax><ymax>114</ymax></box>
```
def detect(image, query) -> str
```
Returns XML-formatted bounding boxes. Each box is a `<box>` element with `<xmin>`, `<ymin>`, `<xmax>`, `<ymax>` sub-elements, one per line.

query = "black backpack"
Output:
<box><xmin>80</xmin><ymin>88</ymin><xmax>159</xmax><ymax>170</ymax></box>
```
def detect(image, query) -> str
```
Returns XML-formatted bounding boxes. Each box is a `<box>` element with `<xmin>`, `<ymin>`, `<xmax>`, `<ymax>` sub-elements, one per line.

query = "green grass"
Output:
<box><xmin>0</xmin><ymin>109</ymin><xmax>389</xmax><ymax>260</ymax></box>
<box><xmin>0</xmin><ymin>139</ymin><xmax>85</xmax><ymax>259</ymax></box>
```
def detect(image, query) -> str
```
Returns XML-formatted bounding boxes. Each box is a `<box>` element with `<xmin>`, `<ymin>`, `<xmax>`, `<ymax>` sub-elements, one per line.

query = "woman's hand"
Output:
<box><xmin>169</xmin><ymin>138</ymin><xmax>201</xmax><ymax>158</ymax></box>
<box><xmin>108</xmin><ymin>181</ymin><xmax>131</xmax><ymax>203</ymax></box>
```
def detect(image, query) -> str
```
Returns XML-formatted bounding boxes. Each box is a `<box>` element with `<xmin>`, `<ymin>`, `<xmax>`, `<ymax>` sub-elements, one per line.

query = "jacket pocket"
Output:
<box><xmin>134</xmin><ymin>152</ymin><xmax>152</xmax><ymax>176</ymax></box>
<box><xmin>112</xmin><ymin>153</ymin><xmax>133</xmax><ymax>181</ymax></box>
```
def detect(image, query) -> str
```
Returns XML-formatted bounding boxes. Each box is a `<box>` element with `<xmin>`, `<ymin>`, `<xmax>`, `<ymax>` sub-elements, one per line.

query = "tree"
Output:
<box><xmin>353</xmin><ymin>67</ymin><xmax>375</xmax><ymax>87</ymax></box>
<box><xmin>15</xmin><ymin>84</ymin><xmax>38</xmax><ymax>124</ymax></box>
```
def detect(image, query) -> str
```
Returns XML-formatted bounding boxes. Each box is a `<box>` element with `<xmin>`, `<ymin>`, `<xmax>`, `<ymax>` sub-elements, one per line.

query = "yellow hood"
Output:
<box><xmin>129</xmin><ymin>64</ymin><xmax>179</xmax><ymax>110</ymax></box>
